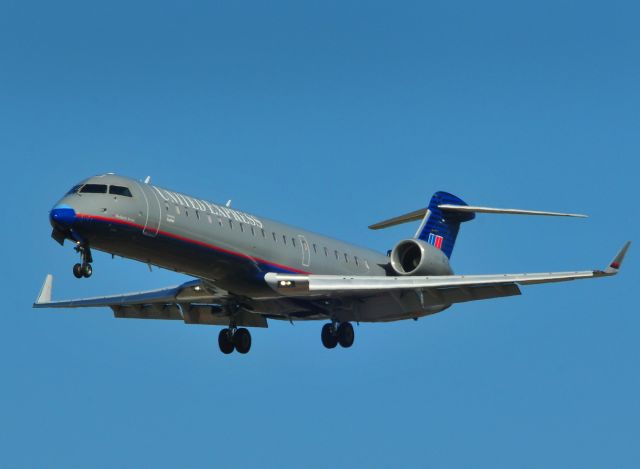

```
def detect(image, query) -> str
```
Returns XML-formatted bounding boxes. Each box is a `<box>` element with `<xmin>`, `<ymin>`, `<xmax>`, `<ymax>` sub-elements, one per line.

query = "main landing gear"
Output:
<box><xmin>72</xmin><ymin>243</ymin><xmax>93</xmax><ymax>278</ymax></box>
<box><xmin>218</xmin><ymin>327</ymin><xmax>252</xmax><ymax>354</ymax></box>
<box><xmin>321</xmin><ymin>322</ymin><xmax>355</xmax><ymax>349</ymax></box>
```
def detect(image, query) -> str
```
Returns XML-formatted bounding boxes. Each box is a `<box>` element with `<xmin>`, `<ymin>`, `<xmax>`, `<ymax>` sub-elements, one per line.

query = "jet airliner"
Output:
<box><xmin>35</xmin><ymin>173</ymin><xmax>630</xmax><ymax>354</ymax></box>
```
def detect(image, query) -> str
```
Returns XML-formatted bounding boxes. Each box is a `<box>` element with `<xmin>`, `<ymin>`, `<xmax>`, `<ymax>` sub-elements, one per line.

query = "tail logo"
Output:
<box><xmin>427</xmin><ymin>233</ymin><xmax>444</xmax><ymax>249</ymax></box>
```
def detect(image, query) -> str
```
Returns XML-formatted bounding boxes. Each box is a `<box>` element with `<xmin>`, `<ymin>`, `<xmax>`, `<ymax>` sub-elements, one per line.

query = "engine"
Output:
<box><xmin>389</xmin><ymin>239</ymin><xmax>453</xmax><ymax>276</ymax></box>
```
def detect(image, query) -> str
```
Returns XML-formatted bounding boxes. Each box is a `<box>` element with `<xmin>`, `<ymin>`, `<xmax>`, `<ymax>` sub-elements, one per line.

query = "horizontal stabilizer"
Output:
<box><xmin>438</xmin><ymin>205</ymin><xmax>588</xmax><ymax>218</ymax></box>
<box><xmin>368</xmin><ymin>208</ymin><xmax>427</xmax><ymax>230</ymax></box>
<box><xmin>369</xmin><ymin>203</ymin><xmax>587</xmax><ymax>230</ymax></box>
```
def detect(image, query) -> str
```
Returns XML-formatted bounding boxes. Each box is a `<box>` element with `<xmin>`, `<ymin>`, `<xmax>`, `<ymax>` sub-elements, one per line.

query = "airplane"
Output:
<box><xmin>34</xmin><ymin>173</ymin><xmax>630</xmax><ymax>354</ymax></box>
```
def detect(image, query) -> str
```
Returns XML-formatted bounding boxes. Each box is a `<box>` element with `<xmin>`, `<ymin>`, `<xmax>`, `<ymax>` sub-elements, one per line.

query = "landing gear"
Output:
<box><xmin>218</xmin><ymin>327</ymin><xmax>252</xmax><ymax>354</ymax></box>
<box><xmin>321</xmin><ymin>323</ymin><xmax>338</xmax><ymax>349</ymax></box>
<box><xmin>81</xmin><ymin>263</ymin><xmax>92</xmax><ymax>278</ymax></box>
<box><xmin>337</xmin><ymin>322</ymin><xmax>355</xmax><ymax>348</ymax></box>
<box><xmin>218</xmin><ymin>329</ymin><xmax>235</xmax><ymax>354</ymax></box>
<box><xmin>321</xmin><ymin>322</ymin><xmax>355</xmax><ymax>349</ymax></box>
<box><xmin>233</xmin><ymin>328</ymin><xmax>252</xmax><ymax>354</ymax></box>
<box><xmin>72</xmin><ymin>243</ymin><xmax>93</xmax><ymax>278</ymax></box>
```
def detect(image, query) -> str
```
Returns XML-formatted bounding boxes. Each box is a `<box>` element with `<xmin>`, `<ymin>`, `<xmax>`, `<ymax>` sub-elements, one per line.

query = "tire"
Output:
<box><xmin>233</xmin><ymin>328</ymin><xmax>252</xmax><ymax>354</ymax></box>
<box><xmin>321</xmin><ymin>323</ymin><xmax>338</xmax><ymax>349</ymax></box>
<box><xmin>73</xmin><ymin>263</ymin><xmax>83</xmax><ymax>278</ymax></box>
<box><xmin>82</xmin><ymin>263</ymin><xmax>93</xmax><ymax>278</ymax></box>
<box><xmin>337</xmin><ymin>322</ymin><xmax>354</xmax><ymax>348</ymax></box>
<box><xmin>218</xmin><ymin>328</ymin><xmax>234</xmax><ymax>354</ymax></box>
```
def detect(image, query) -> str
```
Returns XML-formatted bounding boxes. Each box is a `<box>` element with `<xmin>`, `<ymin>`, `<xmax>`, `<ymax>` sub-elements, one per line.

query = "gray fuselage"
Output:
<box><xmin>54</xmin><ymin>174</ymin><xmax>390</xmax><ymax>299</ymax></box>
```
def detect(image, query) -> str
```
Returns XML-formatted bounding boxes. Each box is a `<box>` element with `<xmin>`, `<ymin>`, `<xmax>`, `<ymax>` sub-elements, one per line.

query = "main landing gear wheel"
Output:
<box><xmin>218</xmin><ymin>327</ymin><xmax>252</xmax><ymax>354</ymax></box>
<box><xmin>321</xmin><ymin>322</ymin><xmax>355</xmax><ymax>349</ymax></box>
<box><xmin>321</xmin><ymin>323</ymin><xmax>338</xmax><ymax>349</ymax></box>
<box><xmin>233</xmin><ymin>328</ymin><xmax>252</xmax><ymax>354</ymax></box>
<box><xmin>73</xmin><ymin>263</ymin><xmax>83</xmax><ymax>278</ymax></box>
<box><xmin>337</xmin><ymin>322</ymin><xmax>355</xmax><ymax>348</ymax></box>
<box><xmin>218</xmin><ymin>329</ymin><xmax>235</xmax><ymax>354</ymax></box>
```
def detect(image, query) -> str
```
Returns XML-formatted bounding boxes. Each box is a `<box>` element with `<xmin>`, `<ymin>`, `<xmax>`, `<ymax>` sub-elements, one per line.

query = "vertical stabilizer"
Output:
<box><xmin>415</xmin><ymin>192</ymin><xmax>475</xmax><ymax>258</ymax></box>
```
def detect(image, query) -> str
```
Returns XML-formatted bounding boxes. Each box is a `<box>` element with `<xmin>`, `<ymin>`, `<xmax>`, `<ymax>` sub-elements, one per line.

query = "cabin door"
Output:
<box><xmin>136</xmin><ymin>182</ymin><xmax>162</xmax><ymax>237</ymax></box>
<box><xmin>298</xmin><ymin>235</ymin><xmax>311</xmax><ymax>268</ymax></box>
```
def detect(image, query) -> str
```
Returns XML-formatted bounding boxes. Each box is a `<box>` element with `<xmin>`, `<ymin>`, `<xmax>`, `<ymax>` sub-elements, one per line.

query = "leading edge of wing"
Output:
<box><xmin>266</xmin><ymin>242</ymin><xmax>631</xmax><ymax>296</ymax></box>
<box><xmin>33</xmin><ymin>275</ymin><xmax>201</xmax><ymax>308</ymax></box>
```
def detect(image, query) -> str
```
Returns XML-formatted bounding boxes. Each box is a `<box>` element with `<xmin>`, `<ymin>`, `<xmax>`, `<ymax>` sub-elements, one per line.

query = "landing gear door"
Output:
<box><xmin>298</xmin><ymin>235</ymin><xmax>311</xmax><ymax>268</ymax></box>
<box><xmin>135</xmin><ymin>182</ymin><xmax>162</xmax><ymax>237</ymax></box>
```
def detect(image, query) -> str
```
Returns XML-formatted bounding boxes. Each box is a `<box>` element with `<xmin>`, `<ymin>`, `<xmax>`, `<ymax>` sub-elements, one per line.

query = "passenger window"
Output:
<box><xmin>354</xmin><ymin>256</ymin><xmax>359</xmax><ymax>266</ymax></box>
<box><xmin>282</xmin><ymin>235</ymin><xmax>287</xmax><ymax>245</ymax></box>
<box><xmin>251</xmin><ymin>226</ymin><xmax>255</xmax><ymax>236</ymax></box>
<box><xmin>261</xmin><ymin>229</ymin><xmax>266</xmax><ymax>238</ymax></box>
<box><xmin>365</xmin><ymin>260</ymin><xmax>370</xmax><ymax>270</ymax></box>
<box><xmin>334</xmin><ymin>250</ymin><xmax>339</xmax><ymax>260</ymax></box>
<box><xmin>80</xmin><ymin>184</ymin><xmax>107</xmax><ymax>194</ymax></box>
<box><xmin>175</xmin><ymin>205</ymin><xmax>180</xmax><ymax>215</ymax></box>
<box><xmin>228</xmin><ymin>220</ymin><xmax>233</xmax><ymax>229</ymax></box>
<box><xmin>313</xmin><ymin>244</ymin><xmax>317</xmax><ymax>253</ymax></box>
<box><xmin>344</xmin><ymin>253</ymin><xmax>349</xmax><ymax>263</ymax></box>
<box><xmin>272</xmin><ymin>232</ymin><xmax>277</xmax><ymax>242</ymax></box>
<box><xmin>195</xmin><ymin>211</ymin><xmax>200</xmax><ymax>220</ymax></box>
<box><xmin>292</xmin><ymin>238</ymin><xmax>296</xmax><ymax>247</ymax></box>
<box><xmin>324</xmin><ymin>247</ymin><xmax>328</xmax><ymax>257</ymax></box>
<box><xmin>109</xmin><ymin>185</ymin><xmax>132</xmax><ymax>197</ymax></box>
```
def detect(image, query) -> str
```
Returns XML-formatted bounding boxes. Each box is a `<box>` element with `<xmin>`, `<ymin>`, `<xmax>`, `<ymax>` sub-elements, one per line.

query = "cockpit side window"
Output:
<box><xmin>66</xmin><ymin>184</ymin><xmax>82</xmax><ymax>195</ymax></box>
<box><xmin>109</xmin><ymin>185</ymin><xmax>133</xmax><ymax>197</ymax></box>
<box><xmin>80</xmin><ymin>184</ymin><xmax>108</xmax><ymax>194</ymax></box>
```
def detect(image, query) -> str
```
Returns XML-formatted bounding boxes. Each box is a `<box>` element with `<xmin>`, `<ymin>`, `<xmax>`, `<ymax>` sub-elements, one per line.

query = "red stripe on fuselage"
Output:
<box><xmin>76</xmin><ymin>213</ymin><xmax>310</xmax><ymax>275</ymax></box>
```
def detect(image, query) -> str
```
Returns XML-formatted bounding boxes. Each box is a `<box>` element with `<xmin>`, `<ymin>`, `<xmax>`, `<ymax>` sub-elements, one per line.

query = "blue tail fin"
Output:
<box><xmin>416</xmin><ymin>191</ymin><xmax>475</xmax><ymax>258</ymax></box>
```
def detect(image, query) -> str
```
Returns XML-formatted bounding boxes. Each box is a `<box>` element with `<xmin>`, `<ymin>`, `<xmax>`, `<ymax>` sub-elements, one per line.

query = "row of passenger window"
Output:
<box><xmin>67</xmin><ymin>184</ymin><xmax>133</xmax><ymax>197</ymax></box>
<box><xmin>166</xmin><ymin>201</ymin><xmax>370</xmax><ymax>269</ymax></box>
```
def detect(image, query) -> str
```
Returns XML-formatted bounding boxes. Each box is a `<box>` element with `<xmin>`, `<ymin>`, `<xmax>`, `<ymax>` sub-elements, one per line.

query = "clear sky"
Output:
<box><xmin>1</xmin><ymin>0</ymin><xmax>638</xmax><ymax>467</ymax></box>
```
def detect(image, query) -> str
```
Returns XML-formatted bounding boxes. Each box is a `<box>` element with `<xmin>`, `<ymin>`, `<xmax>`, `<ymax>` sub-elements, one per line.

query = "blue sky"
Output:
<box><xmin>1</xmin><ymin>0</ymin><xmax>638</xmax><ymax>467</ymax></box>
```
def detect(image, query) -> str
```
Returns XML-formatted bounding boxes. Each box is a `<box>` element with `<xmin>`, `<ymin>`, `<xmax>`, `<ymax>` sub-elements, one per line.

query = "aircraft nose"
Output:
<box><xmin>50</xmin><ymin>205</ymin><xmax>77</xmax><ymax>229</ymax></box>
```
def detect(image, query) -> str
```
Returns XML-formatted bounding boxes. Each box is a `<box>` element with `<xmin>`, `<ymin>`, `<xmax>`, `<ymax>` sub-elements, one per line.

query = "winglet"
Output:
<box><xmin>604</xmin><ymin>242</ymin><xmax>631</xmax><ymax>275</ymax></box>
<box><xmin>34</xmin><ymin>274</ymin><xmax>53</xmax><ymax>305</ymax></box>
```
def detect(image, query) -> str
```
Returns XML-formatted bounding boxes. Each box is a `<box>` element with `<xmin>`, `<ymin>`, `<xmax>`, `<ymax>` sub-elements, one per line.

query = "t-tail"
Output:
<box><xmin>369</xmin><ymin>191</ymin><xmax>587</xmax><ymax>259</ymax></box>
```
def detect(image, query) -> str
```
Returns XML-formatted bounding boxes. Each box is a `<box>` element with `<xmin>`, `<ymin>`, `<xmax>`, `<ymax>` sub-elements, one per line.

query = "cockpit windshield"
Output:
<box><xmin>109</xmin><ymin>185</ymin><xmax>133</xmax><ymax>197</ymax></box>
<box><xmin>80</xmin><ymin>184</ymin><xmax>108</xmax><ymax>194</ymax></box>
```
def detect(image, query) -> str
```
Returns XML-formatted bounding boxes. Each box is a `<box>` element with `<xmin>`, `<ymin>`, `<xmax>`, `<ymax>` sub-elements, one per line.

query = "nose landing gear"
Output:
<box><xmin>72</xmin><ymin>243</ymin><xmax>93</xmax><ymax>278</ymax></box>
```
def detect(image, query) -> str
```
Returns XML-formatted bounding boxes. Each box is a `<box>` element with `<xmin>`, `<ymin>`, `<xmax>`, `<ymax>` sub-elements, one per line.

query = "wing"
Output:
<box><xmin>265</xmin><ymin>242</ymin><xmax>631</xmax><ymax>303</ymax></box>
<box><xmin>33</xmin><ymin>275</ymin><xmax>268</xmax><ymax>327</ymax></box>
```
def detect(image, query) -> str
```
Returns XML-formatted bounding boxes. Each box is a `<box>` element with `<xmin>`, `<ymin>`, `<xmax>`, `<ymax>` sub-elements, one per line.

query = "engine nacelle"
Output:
<box><xmin>389</xmin><ymin>239</ymin><xmax>453</xmax><ymax>276</ymax></box>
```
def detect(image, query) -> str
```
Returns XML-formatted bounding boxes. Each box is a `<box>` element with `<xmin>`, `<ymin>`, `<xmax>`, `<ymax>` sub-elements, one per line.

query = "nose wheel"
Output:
<box><xmin>72</xmin><ymin>244</ymin><xmax>93</xmax><ymax>278</ymax></box>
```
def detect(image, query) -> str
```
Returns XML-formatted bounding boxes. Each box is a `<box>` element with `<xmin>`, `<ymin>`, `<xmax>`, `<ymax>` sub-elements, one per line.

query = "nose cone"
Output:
<box><xmin>50</xmin><ymin>204</ymin><xmax>77</xmax><ymax>229</ymax></box>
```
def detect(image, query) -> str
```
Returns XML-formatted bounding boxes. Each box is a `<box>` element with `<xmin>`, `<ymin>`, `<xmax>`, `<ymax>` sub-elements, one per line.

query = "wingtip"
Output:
<box><xmin>34</xmin><ymin>274</ymin><xmax>53</xmax><ymax>306</ymax></box>
<box><xmin>604</xmin><ymin>241</ymin><xmax>631</xmax><ymax>275</ymax></box>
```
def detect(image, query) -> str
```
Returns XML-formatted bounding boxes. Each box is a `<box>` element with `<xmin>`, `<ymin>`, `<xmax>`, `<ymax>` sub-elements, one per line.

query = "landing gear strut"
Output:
<box><xmin>73</xmin><ymin>243</ymin><xmax>93</xmax><ymax>278</ymax></box>
<box><xmin>321</xmin><ymin>321</ymin><xmax>355</xmax><ymax>349</ymax></box>
<box><xmin>218</xmin><ymin>327</ymin><xmax>252</xmax><ymax>354</ymax></box>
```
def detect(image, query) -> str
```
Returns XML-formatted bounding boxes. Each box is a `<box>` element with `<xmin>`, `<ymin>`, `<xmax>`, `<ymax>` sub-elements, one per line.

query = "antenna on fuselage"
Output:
<box><xmin>144</xmin><ymin>176</ymin><xmax>152</xmax><ymax>184</ymax></box>
<box><xmin>226</xmin><ymin>200</ymin><xmax>232</xmax><ymax>207</ymax></box>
